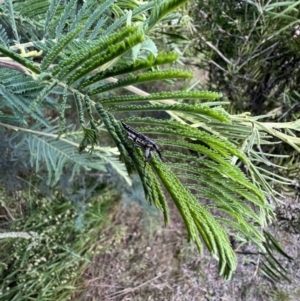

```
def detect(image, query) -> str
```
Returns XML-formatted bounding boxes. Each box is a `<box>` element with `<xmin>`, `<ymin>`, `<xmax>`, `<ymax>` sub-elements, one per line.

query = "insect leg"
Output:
<box><xmin>143</xmin><ymin>147</ymin><xmax>153</xmax><ymax>169</ymax></box>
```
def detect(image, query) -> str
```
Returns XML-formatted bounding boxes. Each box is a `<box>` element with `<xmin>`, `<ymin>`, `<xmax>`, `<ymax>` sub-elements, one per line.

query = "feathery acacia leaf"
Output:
<box><xmin>0</xmin><ymin>23</ymin><xmax>9</xmax><ymax>46</ymax></box>
<box><xmin>52</xmin><ymin>25</ymin><xmax>141</xmax><ymax>79</ymax></box>
<box><xmin>88</xmin><ymin>69</ymin><xmax>193</xmax><ymax>95</ymax></box>
<box><xmin>110</xmin><ymin>103</ymin><xmax>230</xmax><ymax>122</ymax></box>
<box><xmin>0</xmin><ymin>0</ymin><xmax>284</xmax><ymax>281</ymax></box>
<box><xmin>147</xmin><ymin>0</ymin><xmax>189</xmax><ymax>30</ymax></box>
<box><xmin>102</xmin><ymin>90</ymin><xmax>222</xmax><ymax>104</ymax></box>
<box><xmin>26</xmin><ymin>132</ymin><xmax>129</xmax><ymax>186</ymax></box>
<box><xmin>150</xmin><ymin>156</ymin><xmax>237</xmax><ymax>279</ymax></box>
<box><xmin>44</xmin><ymin>0</ymin><xmax>60</xmax><ymax>38</ymax></box>
<box><xmin>79</xmin><ymin>52</ymin><xmax>180</xmax><ymax>88</ymax></box>
<box><xmin>4</xmin><ymin>0</ymin><xmax>19</xmax><ymax>41</ymax></box>
<box><xmin>55</xmin><ymin>0</ymin><xmax>77</xmax><ymax>38</ymax></box>
<box><xmin>41</xmin><ymin>24</ymin><xmax>84</xmax><ymax>71</ymax></box>
<box><xmin>66</xmin><ymin>30</ymin><xmax>145</xmax><ymax>84</ymax></box>
<box><xmin>78</xmin><ymin>0</ymin><xmax>114</xmax><ymax>39</ymax></box>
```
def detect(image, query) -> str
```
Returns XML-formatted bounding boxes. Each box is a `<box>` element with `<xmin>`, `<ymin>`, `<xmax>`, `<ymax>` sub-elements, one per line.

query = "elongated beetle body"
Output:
<box><xmin>121</xmin><ymin>122</ymin><xmax>162</xmax><ymax>162</ymax></box>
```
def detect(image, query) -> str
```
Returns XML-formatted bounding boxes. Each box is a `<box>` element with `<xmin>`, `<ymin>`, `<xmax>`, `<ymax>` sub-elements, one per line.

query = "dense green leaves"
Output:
<box><xmin>0</xmin><ymin>0</ymin><xmax>285</xmax><ymax>282</ymax></box>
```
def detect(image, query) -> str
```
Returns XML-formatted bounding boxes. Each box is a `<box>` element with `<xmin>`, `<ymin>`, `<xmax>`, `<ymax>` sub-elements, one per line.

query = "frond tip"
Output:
<box><xmin>150</xmin><ymin>156</ymin><xmax>237</xmax><ymax>279</ymax></box>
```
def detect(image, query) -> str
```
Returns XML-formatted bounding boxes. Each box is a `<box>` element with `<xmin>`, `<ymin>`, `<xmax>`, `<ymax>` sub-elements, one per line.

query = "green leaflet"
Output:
<box><xmin>0</xmin><ymin>0</ymin><xmax>282</xmax><ymax>282</ymax></box>
<box><xmin>0</xmin><ymin>23</ymin><xmax>9</xmax><ymax>46</ymax></box>
<box><xmin>144</xmin><ymin>163</ymin><xmax>170</xmax><ymax>225</ymax></box>
<box><xmin>44</xmin><ymin>0</ymin><xmax>60</xmax><ymax>38</ymax></box>
<box><xmin>150</xmin><ymin>156</ymin><xmax>237</xmax><ymax>279</ymax></box>
<box><xmin>178</xmin><ymin>168</ymin><xmax>265</xmax><ymax>224</ymax></box>
<box><xmin>66</xmin><ymin>29</ymin><xmax>145</xmax><ymax>84</ymax></box>
<box><xmin>4</xmin><ymin>0</ymin><xmax>20</xmax><ymax>41</ymax></box>
<box><xmin>109</xmin><ymin>103</ymin><xmax>230</xmax><ymax>122</ymax></box>
<box><xmin>29</xmin><ymin>80</ymin><xmax>58</xmax><ymax>113</ymax></box>
<box><xmin>99</xmin><ymin>90</ymin><xmax>222</xmax><ymax>104</ymax></box>
<box><xmin>139</xmin><ymin>125</ymin><xmax>246</xmax><ymax>161</ymax></box>
<box><xmin>94</xmin><ymin>103</ymin><xmax>136</xmax><ymax>175</ymax></box>
<box><xmin>88</xmin><ymin>69</ymin><xmax>193</xmax><ymax>95</ymax></box>
<box><xmin>158</xmin><ymin>138</ymin><xmax>265</xmax><ymax>203</ymax></box>
<box><xmin>41</xmin><ymin>24</ymin><xmax>84</xmax><ymax>71</ymax></box>
<box><xmin>78</xmin><ymin>52</ymin><xmax>180</xmax><ymax>88</ymax></box>
<box><xmin>147</xmin><ymin>0</ymin><xmax>189</xmax><ymax>30</ymax></box>
<box><xmin>52</xmin><ymin>26</ymin><xmax>142</xmax><ymax>80</ymax></box>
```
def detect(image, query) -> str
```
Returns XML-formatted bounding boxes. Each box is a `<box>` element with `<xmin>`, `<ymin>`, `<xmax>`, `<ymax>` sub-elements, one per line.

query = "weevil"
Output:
<box><xmin>121</xmin><ymin>122</ymin><xmax>162</xmax><ymax>163</ymax></box>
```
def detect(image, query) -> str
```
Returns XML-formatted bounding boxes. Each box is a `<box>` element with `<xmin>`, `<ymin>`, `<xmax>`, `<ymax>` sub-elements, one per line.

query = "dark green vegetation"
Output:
<box><xmin>0</xmin><ymin>0</ymin><xmax>299</xmax><ymax>300</ymax></box>
<box><xmin>191</xmin><ymin>0</ymin><xmax>300</xmax><ymax>116</ymax></box>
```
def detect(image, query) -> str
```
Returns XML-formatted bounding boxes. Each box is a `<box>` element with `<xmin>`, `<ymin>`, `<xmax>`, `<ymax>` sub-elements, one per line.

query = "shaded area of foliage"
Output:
<box><xmin>0</xmin><ymin>188</ymin><xmax>120</xmax><ymax>301</ymax></box>
<box><xmin>0</xmin><ymin>1</ymin><xmax>299</xmax><ymax>299</ymax></box>
<box><xmin>191</xmin><ymin>0</ymin><xmax>300</xmax><ymax>115</ymax></box>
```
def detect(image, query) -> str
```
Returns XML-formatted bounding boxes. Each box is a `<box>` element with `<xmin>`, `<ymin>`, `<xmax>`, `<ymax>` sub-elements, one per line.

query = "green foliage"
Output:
<box><xmin>191</xmin><ymin>0</ymin><xmax>300</xmax><ymax>114</ymax></box>
<box><xmin>0</xmin><ymin>0</ymin><xmax>295</xmax><ymax>283</ymax></box>
<box><xmin>0</xmin><ymin>188</ymin><xmax>119</xmax><ymax>301</ymax></box>
<box><xmin>0</xmin><ymin>23</ymin><xmax>9</xmax><ymax>46</ymax></box>
<box><xmin>88</xmin><ymin>69</ymin><xmax>193</xmax><ymax>95</ymax></box>
<box><xmin>260</xmin><ymin>231</ymin><xmax>293</xmax><ymax>283</ymax></box>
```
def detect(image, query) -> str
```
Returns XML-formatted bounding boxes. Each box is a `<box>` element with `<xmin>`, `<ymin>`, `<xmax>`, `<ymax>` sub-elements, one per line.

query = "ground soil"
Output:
<box><xmin>76</xmin><ymin>192</ymin><xmax>300</xmax><ymax>301</ymax></box>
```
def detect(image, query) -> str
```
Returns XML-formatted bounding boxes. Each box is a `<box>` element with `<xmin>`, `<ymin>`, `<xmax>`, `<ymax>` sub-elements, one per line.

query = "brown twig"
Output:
<box><xmin>0</xmin><ymin>58</ymin><xmax>30</xmax><ymax>75</ymax></box>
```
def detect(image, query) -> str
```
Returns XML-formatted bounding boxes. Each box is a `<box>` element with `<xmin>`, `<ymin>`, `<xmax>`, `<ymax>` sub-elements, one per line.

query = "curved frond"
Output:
<box><xmin>88</xmin><ymin>69</ymin><xmax>193</xmax><ymax>95</ymax></box>
<box><xmin>0</xmin><ymin>23</ymin><xmax>9</xmax><ymax>46</ymax></box>
<box><xmin>147</xmin><ymin>0</ymin><xmax>189</xmax><ymax>30</ymax></box>
<box><xmin>66</xmin><ymin>30</ymin><xmax>145</xmax><ymax>84</ymax></box>
<box><xmin>44</xmin><ymin>0</ymin><xmax>60</xmax><ymax>38</ymax></box>
<box><xmin>100</xmin><ymin>90</ymin><xmax>222</xmax><ymax>104</ymax></box>
<box><xmin>0</xmin><ymin>0</ymin><xmax>284</xmax><ymax>281</ymax></box>
<box><xmin>79</xmin><ymin>52</ymin><xmax>180</xmax><ymax>88</ymax></box>
<box><xmin>150</xmin><ymin>156</ymin><xmax>237</xmax><ymax>279</ymax></box>
<box><xmin>55</xmin><ymin>0</ymin><xmax>77</xmax><ymax>38</ymax></box>
<box><xmin>52</xmin><ymin>25</ymin><xmax>142</xmax><ymax>80</ymax></box>
<box><xmin>41</xmin><ymin>24</ymin><xmax>84</xmax><ymax>71</ymax></box>
<box><xmin>78</xmin><ymin>0</ymin><xmax>114</xmax><ymax>39</ymax></box>
<box><xmin>26</xmin><ymin>129</ymin><xmax>130</xmax><ymax>186</ymax></box>
<box><xmin>110</xmin><ymin>103</ymin><xmax>230</xmax><ymax>122</ymax></box>
<box><xmin>4</xmin><ymin>0</ymin><xmax>19</xmax><ymax>41</ymax></box>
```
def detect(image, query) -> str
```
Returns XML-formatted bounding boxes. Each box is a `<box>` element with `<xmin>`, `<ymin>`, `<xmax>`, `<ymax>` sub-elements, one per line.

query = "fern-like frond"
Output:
<box><xmin>79</xmin><ymin>52</ymin><xmax>180</xmax><ymax>89</ymax></box>
<box><xmin>88</xmin><ymin>69</ymin><xmax>193</xmax><ymax>95</ymax></box>
<box><xmin>0</xmin><ymin>23</ymin><xmax>9</xmax><ymax>46</ymax></box>
<box><xmin>0</xmin><ymin>0</ymin><xmax>283</xmax><ymax>281</ymax></box>
<box><xmin>89</xmin><ymin>17</ymin><xmax>107</xmax><ymax>40</ymax></box>
<box><xmin>144</xmin><ymin>162</ymin><xmax>170</xmax><ymax>225</ymax></box>
<box><xmin>99</xmin><ymin>90</ymin><xmax>222</xmax><ymax>104</ymax></box>
<box><xmin>25</xmin><ymin>128</ymin><xmax>130</xmax><ymax>186</ymax></box>
<box><xmin>172</xmin><ymin>161</ymin><xmax>268</xmax><ymax>219</ymax></box>
<box><xmin>78</xmin><ymin>0</ymin><xmax>114</xmax><ymax>39</ymax></box>
<box><xmin>110</xmin><ymin>103</ymin><xmax>230</xmax><ymax>122</ymax></box>
<box><xmin>41</xmin><ymin>24</ymin><xmax>84</xmax><ymax>71</ymax></box>
<box><xmin>51</xmin><ymin>25</ymin><xmax>141</xmax><ymax>79</ymax></box>
<box><xmin>15</xmin><ymin>0</ymin><xmax>49</xmax><ymax>20</ymax></box>
<box><xmin>150</xmin><ymin>156</ymin><xmax>237</xmax><ymax>279</ymax></box>
<box><xmin>0</xmin><ymin>83</ymin><xmax>47</xmax><ymax>126</ymax></box>
<box><xmin>55</xmin><ymin>0</ymin><xmax>77</xmax><ymax>38</ymax></box>
<box><xmin>157</xmin><ymin>138</ymin><xmax>266</xmax><ymax>201</ymax></box>
<box><xmin>44</xmin><ymin>0</ymin><xmax>60</xmax><ymax>38</ymax></box>
<box><xmin>66</xmin><ymin>30</ymin><xmax>145</xmax><ymax>84</ymax></box>
<box><xmin>29</xmin><ymin>80</ymin><xmax>58</xmax><ymax>113</ymax></box>
<box><xmin>94</xmin><ymin>103</ymin><xmax>136</xmax><ymax>174</ymax></box>
<box><xmin>69</xmin><ymin>0</ymin><xmax>95</xmax><ymax>30</ymax></box>
<box><xmin>259</xmin><ymin>231</ymin><xmax>292</xmax><ymax>282</ymax></box>
<box><xmin>4</xmin><ymin>0</ymin><xmax>19</xmax><ymax>41</ymax></box>
<box><xmin>147</xmin><ymin>0</ymin><xmax>189</xmax><ymax>30</ymax></box>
